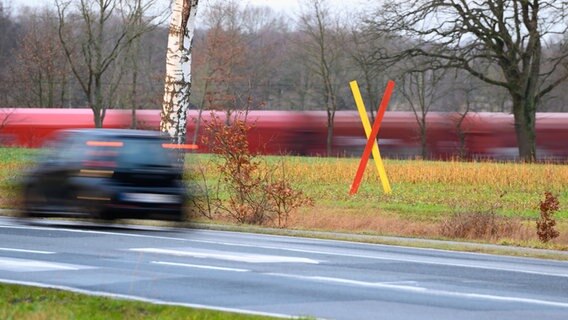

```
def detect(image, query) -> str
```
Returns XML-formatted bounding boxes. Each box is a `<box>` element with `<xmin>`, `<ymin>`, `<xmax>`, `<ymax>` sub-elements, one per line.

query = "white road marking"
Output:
<box><xmin>0</xmin><ymin>223</ymin><xmax>566</xmax><ymax>277</ymax></box>
<box><xmin>269</xmin><ymin>248</ymin><xmax>568</xmax><ymax>278</ymax></box>
<box><xmin>0</xmin><ymin>257</ymin><xmax>90</xmax><ymax>272</ymax></box>
<box><xmin>267</xmin><ymin>272</ymin><xmax>427</xmax><ymax>291</ymax></box>
<box><xmin>0</xmin><ymin>224</ymin><xmax>191</xmax><ymax>242</ymax></box>
<box><xmin>151</xmin><ymin>261</ymin><xmax>249</xmax><ymax>272</ymax></box>
<box><xmin>174</xmin><ymin>239</ymin><xmax>568</xmax><ymax>278</ymax></box>
<box><xmin>131</xmin><ymin>248</ymin><xmax>320</xmax><ymax>264</ymax></box>
<box><xmin>266</xmin><ymin>273</ymin><xmax>568</xmax><ymax>308</ymax></box>
<box><xmin>176</xmin><ymin>240</ymin><xmax>568</xmax><ymax>278</ymax></box>
<box><xmin>0</xmin><ymin>247</ymin><xmax>54</xmax><ymax>254</ymax></box>
<box><xmin>0</xmin><ymin>278</ymin><xmax>294</xmax><ymax>319</ymax></box>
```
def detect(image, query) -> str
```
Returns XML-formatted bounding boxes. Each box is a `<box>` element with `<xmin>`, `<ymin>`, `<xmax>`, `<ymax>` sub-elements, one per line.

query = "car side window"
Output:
<box><xmin>47</xmin><ymin>134</ymin><xmax>88</xmax><ymax>165</ymax></box>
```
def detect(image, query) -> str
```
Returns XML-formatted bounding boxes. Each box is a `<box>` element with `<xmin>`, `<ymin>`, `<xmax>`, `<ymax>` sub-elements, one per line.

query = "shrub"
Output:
<box><xmin>192</xmin><ymin>112</ymin><xmax>312</xmax><ymax>227</ymax></box>
<box><xmin>536</xmin><ymin>192</ymin><xmax>560</xmax><ymax>243</ymax></box>
<box><xmin>439</xmin><ymin>194</ymin><xmax>526</xmax><ymax>240</ymax></box>
<box><xmin>439</xmin><ymin>211</ymin><xmax>523</xmax><ymax>240</ymax></box>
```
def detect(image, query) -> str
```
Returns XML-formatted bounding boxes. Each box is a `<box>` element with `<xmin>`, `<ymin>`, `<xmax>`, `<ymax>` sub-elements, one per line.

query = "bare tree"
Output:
<box><xmin>347</xmin><ymin>27</ymin><xmax>390</xmax><ymax>124</ymax></box>
<box><xmin>190</xmin><ymin>1</ymin><xmax>243</xmax><ymax>144</ymax></box>
<box><xmin>161</xmin><ymin>0</ymin><xmax>199</xmax><ymax>144</ymax></box>
<box><xmin>368</xmin><ymin>0</ymin><xmax>568</xmax><ymax>162</ymax></box>
<box><xmin>0</xmin><ymin>107</ymin><xmax>15</xmax><ymax>146</ymax></box>
<box><xmin>399</xmin><ymin>68</ymin><xmax>448</xmax><ymax>159</ymax></box>
<box><xmin>118</xmin><ymin>0</ymin><xmax>150</xmax><ymax>128</ymax></box>
<box><xmin>240</xmin><ymin>5</ymin><xmax>289</xmax><ymax>109</ymax></box>
<box><xmin>0</xmin><ymin>107</ymin><xmax>14</xmax><ymax>128</ymax></box>
<box><xmin>200</xmin><ymin>0</ymin><xmax>247</xmax><ymax>118</ymax></box>
<box><xmin>448</xmin><ymin>71</ymin><xmax>479</xmax><ymax>159</ymax></box>
<box><xmin>298</xmin><ymin>0</ymin><xmax>345</xmax><ymax>155</ymax></box>
<box><xmin>56</xmin><ymin>0</ymin><xmax>162</xmax><ymax>127</ymax></box>
<box><xmin>8</xmin><ymin>8</ymin><xmax>69</xmax><ymax>108</ymax></box>
<box><xmin>0</xmin><ymin>2</ymin><xmax>20</xmax><ymax>105</ymax></box>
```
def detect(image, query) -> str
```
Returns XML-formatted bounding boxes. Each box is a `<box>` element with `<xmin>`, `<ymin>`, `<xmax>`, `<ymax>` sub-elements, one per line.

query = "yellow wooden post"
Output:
<box><xmin>349</xmin><ymin>80</ymin><xmax>392</xmax><ymax>194</ymax></box>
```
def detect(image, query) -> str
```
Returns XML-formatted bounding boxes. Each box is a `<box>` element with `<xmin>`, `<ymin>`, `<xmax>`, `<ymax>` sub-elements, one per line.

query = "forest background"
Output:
<box><xmin>2</xmin><ymin>0</ymin><xmax>567</xmax><ymax>115</ymax></box>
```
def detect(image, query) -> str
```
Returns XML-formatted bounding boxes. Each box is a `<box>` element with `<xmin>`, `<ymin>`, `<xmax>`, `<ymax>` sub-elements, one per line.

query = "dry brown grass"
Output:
<box><xmin>187</xmin><ymin>155</ymin><xmax>568</xmax><ymax>246</ymax></box>
<box><xmin>4</xmin><ymin>151</ymin><xmax>568</xmax><ymax>248</ymax></box>
<box><xmin>289</xmin><ymin>205</ymin><xmax>440</xmax><ymax>238</ymax></box>
<box><xmin>191</xmin><ymin>156</ymin><xmax>568</xmax><ymax>193</ymax></box>
<box><xmin>439</xmin><ymin>212</ymin><xmax>530</xmax><ymax>241</ymax></box>
<box><xmin>282</xmin><ymin>157</ymin><xmax>568</xmax><ymax>191</ymax></box>
<box><xmin>288</xmin><ymin>204</ymin><xmax>568</xmax><ymax>248</ymax></box>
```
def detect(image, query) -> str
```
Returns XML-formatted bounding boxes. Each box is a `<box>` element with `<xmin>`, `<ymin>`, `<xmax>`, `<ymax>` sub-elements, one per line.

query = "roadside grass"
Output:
<box><xmin>0</xmin><ymin>283</ymin><xmax>280</xmax><ymax>320</ymax></box>
<box><xmin>188</xmin><ymin>153</ymin><xmax>568</xmax><ymax>217</ymax></box>
<box><xmin>2</xmin><ymin>148</ymin><xmax>568</xmax><ymax>249</ymax></box>
<box><xmin>3</xmin><ymin>148</ymin><xmax>568</xmax><ymax>317</ymax></box>
<box><xmin>187</xmin><ymin>153</ymin><xmax>568</xmax><ymax>248</ymax></box>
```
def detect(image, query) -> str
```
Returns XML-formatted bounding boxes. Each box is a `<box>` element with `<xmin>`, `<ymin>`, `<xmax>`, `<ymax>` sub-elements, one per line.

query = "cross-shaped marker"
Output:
<box><xmin>349</xmin><ymin>80</ymin><xmax>395</xmax><ymax>195</ymax></box>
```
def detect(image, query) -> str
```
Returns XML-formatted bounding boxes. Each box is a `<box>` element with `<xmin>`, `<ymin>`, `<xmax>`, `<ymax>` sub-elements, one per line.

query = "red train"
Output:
<box><xmin>1</xmin><ymin>108</ymin><xmax>567</xmax><ymax>161</ymax></box>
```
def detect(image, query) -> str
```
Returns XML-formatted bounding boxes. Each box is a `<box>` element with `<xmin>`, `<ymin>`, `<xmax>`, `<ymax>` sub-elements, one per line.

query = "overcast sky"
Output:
<box><xmin>7</xmin><ymin>0</ymin><xmax>372</xmax><ymax>17</ymax></box>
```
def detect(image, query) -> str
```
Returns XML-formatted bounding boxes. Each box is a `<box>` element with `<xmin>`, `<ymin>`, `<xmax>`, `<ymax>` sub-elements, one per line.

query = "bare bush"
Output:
<box><xmin>439</xmin><ymin>193</ymin><xmax>528</xmax><ymax>240</ymax></box>
<box><xmin>440</xmin><ymin>211</ymin><xmax>524</xmax><ymax>240</ymax></box>
<box><xmin>536</xmin><ymin>192</ymin><xmax>560</xmax><ymax>243</ymax></box>
<box><xmin>191</xmin><ymin>112</ymin><xmax>313</xmax><ymax>227</ymax></box>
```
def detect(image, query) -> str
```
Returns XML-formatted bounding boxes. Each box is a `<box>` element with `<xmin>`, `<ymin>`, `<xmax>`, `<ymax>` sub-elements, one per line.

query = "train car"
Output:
<box><xmin>325</xmin><ymin>111</ymin><xmax>461</xmax><ymax>159</ymax></box>
<box><xmin>184</xmin><ymin>110</ymin><xmax>316</xmax><ymax>156</ymax></box>
<box><xmin>534</xmin><ymin>113</ymin><xmax>568</xmax><ymax>161</ymax></box>
<box><xmin>0</xmin><ymin>108</ymin><xmax>131</xmax><ymax>147</ymax></box>
<box><xmin>459</xmin><ymin>112</ymin><xmax>568</xmax><ymax>161</ymax></box>
<box><xmin>1</xmin><ymin>108</ymin><xmax>568</xmax><ymax>161</ymax></box>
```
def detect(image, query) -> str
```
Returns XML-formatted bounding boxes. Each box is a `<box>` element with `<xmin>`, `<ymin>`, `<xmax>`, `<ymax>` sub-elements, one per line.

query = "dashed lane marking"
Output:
<box><xmin>130</xmin><ymin>247</ymin><xmax>320</xmax><ymax>264</ymax></box>
<box><xmin>0</xmin><ymin>257</ymin><xmax>92</xmax><ymax>272</ymax></box>
<box><xmin>151</xmin><ymin>261</ymin><xmax>250</xmax><ymax>272</ymax></box>
<box><xmin>0</xmin><ymin>247</ymin><xmax>54</xmax><ymax>254</ymax></box>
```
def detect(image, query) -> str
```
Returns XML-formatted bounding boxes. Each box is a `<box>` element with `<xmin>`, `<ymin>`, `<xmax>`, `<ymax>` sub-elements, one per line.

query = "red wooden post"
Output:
<box><xmin>349</xmin><ymin>80</ymin><xmax>395</xmax><ymax>195</ymax></box>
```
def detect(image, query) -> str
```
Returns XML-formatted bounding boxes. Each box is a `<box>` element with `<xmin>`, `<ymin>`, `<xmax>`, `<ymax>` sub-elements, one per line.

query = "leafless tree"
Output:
<box><xmin>399</xmin><ymin>67</ymin><xmax>448</xmax><ymax>159</ymax></box>
<box><xmin>118</xmin><ymin>0</ymin><xmax>148</xmax><ymax>128</ymax></box>
<box><xmin>367</xmin><ymin>0</ymin><xmax>568</xmax><ymax>162</ymax></box>
<box><xmin>347</xmin><ymin>26</ymin><xmax>391</xmax><ymax>124</ymax></box>
<box><xmin>0</xmin><ymin>2</ymin><xmax>20</xmax><ymax>105</ymax></box>
<box><xmin>448</xmin><ymin>71</ymin><xmax>481</xmax><ymax>159</ymax></box>
<box><xmin>191</xmin><ymin>1</ymin><xmax>244</xmax><ymax>143</ymax></box>
<box><xmin>298</xmin><ymin>0</ymin><xmax>346</xmax><ymax>155</ymax></box>
<box><xmin>200</xmin><ymin>0</ymin><xmax>248</xmax><ymax>119</ymax></box>
<box><xmin>56</xmin><ymin>0</ymin><xmax>163</xmax><ymax>127</ymax></box>
<box><xmin>0</xmin><ymin>107</ymin><xmax>14</xmax><ymax>128</ymax></box>
<box><xmin>8</xmin><ymin>8</ymin><xmax>69</xmax><ymax>108</ymax></box>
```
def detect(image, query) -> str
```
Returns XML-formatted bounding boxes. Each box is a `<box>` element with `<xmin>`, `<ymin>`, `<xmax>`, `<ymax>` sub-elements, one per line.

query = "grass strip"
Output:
<box><xmin>0</xmin><ymin>282</ymin><xmax>283</xmax><ymax>320</ymax></box>
<box><xmin>3</xmin><ymin>148</ymin><xmax>568</xmax><ymax>247</ymax></box>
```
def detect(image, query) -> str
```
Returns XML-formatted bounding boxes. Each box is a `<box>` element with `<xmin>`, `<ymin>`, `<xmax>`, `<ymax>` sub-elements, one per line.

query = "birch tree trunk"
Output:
<box><xmin>161</xmin><ymin>0</ymin><xmax>199</xmax><ymax>144</ymax></box>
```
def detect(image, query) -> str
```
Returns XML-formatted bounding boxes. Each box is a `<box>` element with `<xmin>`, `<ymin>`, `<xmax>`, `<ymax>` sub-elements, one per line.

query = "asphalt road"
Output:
<box><xmin>0</xmin><ymin>217</ymin><xmax>567</xmax><ymax>319</ymax></box>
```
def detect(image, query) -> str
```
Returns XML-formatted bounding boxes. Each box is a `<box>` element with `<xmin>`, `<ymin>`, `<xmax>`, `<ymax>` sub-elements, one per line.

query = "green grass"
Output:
<box><xmin>181</xmin><ymin>151</ymin><xmax>568</xmax><ymax>249</ymax></box>
<box><xmin>4</xmin><ymin>148</ymin><xmax>568</xmax><ymax>221</ymax></box>
<box><xmin>0</xmin><ymin>283</ymin><xmax>279</xmax><ymax>320</ymax></box>
<box><xmin>2</xmin><ymin>148</ymin><xmax>568</xmax><ymax>315</ymax></box>
<box><xmin>0</xmin><ymin>147</ymin><xmax>37</xmax><ymax>162</ymax></box>
<box><xmin>3</xmin><ymin>147</ymin><xmax>568</xmax><ymax>247</ymax></box>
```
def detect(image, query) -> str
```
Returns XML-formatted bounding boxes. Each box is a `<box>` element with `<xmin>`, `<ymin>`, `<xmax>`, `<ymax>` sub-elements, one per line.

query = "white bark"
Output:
<box><xmin>161</xmin><ymin>0</ymin><xmax>199</xmax><ymax>143</ymax></box>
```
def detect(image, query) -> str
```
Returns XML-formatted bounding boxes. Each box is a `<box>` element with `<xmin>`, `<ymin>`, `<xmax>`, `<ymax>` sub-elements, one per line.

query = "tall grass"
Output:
<box><xmin>3</xmin><ymin>149</ymin><xmax>568</xmax><ymax>246</ymax></box>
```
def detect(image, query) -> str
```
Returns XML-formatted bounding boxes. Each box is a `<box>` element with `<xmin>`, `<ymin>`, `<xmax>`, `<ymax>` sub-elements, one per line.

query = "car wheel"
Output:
<box><xmin>22</xmin><ymin>184</ymin><xmax>46</xmax><ymax>218</ymax></box>
<box><xmin>96</xmin><ymin>209</ymin><xmax>115</xmax><ymax>221</ymax></box>
<box><xmin>75</xmin><ymin>200</ymin><xmax>113</xmax><ymax>221</ymax></box>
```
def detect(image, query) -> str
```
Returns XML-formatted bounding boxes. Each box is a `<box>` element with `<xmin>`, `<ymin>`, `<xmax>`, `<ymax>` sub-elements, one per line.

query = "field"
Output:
<box><xmin>2</xmin><ymin>147</ymin><xmax>568</xmax><ymax>249</ymax></box>
<box><xmin>187</xmin><ymin>153</ymin><xmax>568</xmax><ymax>248</ymax></box>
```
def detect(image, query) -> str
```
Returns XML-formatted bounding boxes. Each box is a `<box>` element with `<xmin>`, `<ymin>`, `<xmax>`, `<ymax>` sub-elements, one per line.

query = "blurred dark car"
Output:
<box><xmin>20</xmin><ymin>129</ymin><xmax>187</xmax><ymax>221</ymax></box>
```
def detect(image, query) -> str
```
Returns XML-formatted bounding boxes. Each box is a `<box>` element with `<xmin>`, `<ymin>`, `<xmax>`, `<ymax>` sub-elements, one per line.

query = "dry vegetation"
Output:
<box><xmin>2</xmin><ymin>148</ymin><xmax>568</xmax><ymax>249</ymax></box>
<box><xmin>188</xmin><ymin>155</ymin><xmax>568</xmax><ymax>248</ymax></box>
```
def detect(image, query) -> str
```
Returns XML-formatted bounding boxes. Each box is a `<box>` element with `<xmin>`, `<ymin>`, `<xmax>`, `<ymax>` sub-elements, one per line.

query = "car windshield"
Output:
<box><xmin>117</xmin><ymin>137</ymin><xmax>174</xmax><ymax>167</ymax></box>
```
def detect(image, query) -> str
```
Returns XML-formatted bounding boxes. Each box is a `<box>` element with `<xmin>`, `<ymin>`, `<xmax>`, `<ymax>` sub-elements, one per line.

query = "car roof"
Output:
<box><xmin>59</xmin><ymin>128</ymin><xmax>167</xmax><ymax>139</ymax></box>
